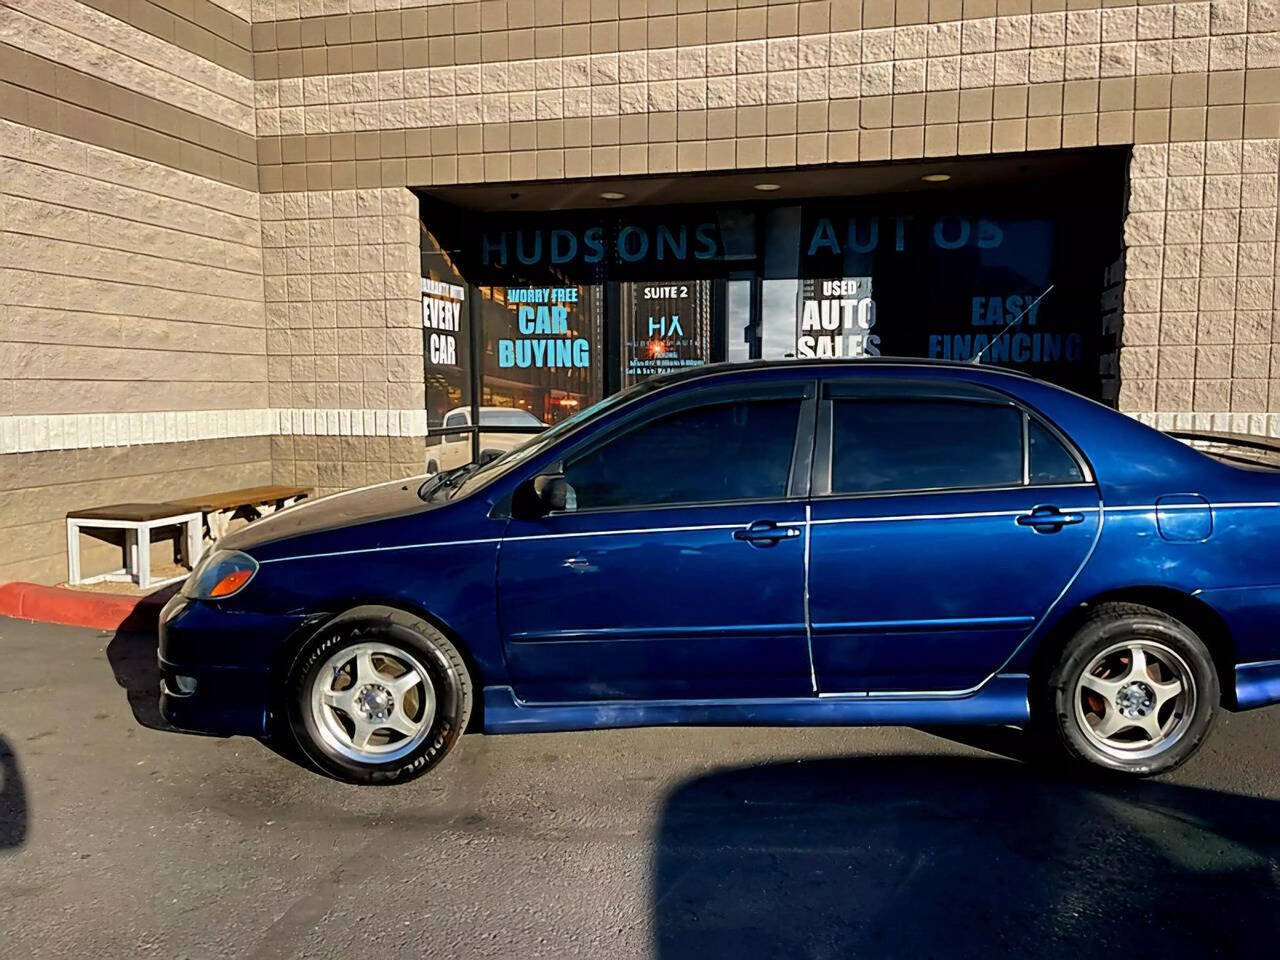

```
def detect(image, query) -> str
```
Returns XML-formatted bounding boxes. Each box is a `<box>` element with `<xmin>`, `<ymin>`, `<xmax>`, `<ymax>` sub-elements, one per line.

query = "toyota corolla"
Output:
<box><xmin>159</xmin><ymin>359</ymin><xmax>1280</xmax><ymax>784</ymax></box>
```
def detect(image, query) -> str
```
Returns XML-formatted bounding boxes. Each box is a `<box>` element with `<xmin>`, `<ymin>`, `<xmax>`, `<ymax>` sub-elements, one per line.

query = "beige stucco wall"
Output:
<box><xmin>1122</xmin><ymin>137</ymin><xmax>1279</xmax><ymax>418</ymax></box>
<box><xmin>0</xmin><ymin>0</ymin><xmax>269</xmax><ymax>584</ymax></box>
<box><xmin>260</xmin><ymin>186</ymin><xmax>427</xmax><ymax>493</ymax></box>
<box><xmin>244</xmin><ymin>0</ymin><xmax>1280</xmax><ymax>428</ymax></box>
<box><xmin>0</xmin><ymin>0</ymin><xmax>1279</xmax><ymax>584</ymax></box>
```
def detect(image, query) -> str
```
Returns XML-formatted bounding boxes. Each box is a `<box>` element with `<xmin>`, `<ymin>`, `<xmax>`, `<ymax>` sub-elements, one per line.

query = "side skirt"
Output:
<box><xmin>1233</xmin><ymin>660</ymin><xmax>1280</xmax><ymax>710</ymax></box>
<box><xmin>480</xmin><ymin>675</ymin><xmax>1031</xmax><ymax>734</ymax></box>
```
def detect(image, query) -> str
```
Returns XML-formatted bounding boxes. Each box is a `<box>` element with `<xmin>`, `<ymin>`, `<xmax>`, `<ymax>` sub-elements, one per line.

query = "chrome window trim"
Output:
<box><xmin>1021</xmin><ymin>411</ymin><xmax>1031</xmax><ymax>485</ymax></box>
<box><xmin>809</xmin><ymin>480</ymin><xmax>1099</xmax><ymax>504</ymax></box>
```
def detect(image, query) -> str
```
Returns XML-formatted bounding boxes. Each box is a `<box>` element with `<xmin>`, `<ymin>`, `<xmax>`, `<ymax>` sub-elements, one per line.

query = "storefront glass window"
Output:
<box><xmin>419</xmin><ymin>157</ymin><xmax>1123</xmax><ymax>468</ymax></box>
<box><xmin>619</xmin><ymin>280</ymin><xmax>715</xmax><ymax>386</ymax></box>
<box><xmin>420</xmin><ymin>224</ymin><xmax>473</xmax><ymax>430</ymax></box>
<box><xmin>724</xmin><ymin>279</ymin><xmax>753</xmax><ymax>364</ymax></box>
<box><xmin>475</xmin><ymin>284</ymin><xmax>605</xmax><ymax>427</ymax></box>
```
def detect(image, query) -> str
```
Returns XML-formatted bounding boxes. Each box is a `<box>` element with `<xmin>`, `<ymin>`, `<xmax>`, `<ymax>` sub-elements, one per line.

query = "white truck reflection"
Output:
<box><xmin>426</xmin><ymin>406</ymin><xmax>547</xmax><ymax>474</ymax></box>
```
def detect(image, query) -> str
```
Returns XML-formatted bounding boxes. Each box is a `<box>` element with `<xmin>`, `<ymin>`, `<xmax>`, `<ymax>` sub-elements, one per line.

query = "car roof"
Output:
<box><xmin>644</xmin><ymin>356</ymin><xmax>1035</xmax><ymax>389</ymax></box>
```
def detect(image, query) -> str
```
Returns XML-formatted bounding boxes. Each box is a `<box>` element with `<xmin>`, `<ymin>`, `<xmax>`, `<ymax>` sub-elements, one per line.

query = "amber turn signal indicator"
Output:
<box><xmin>209</xmin><ymin>569</ymin><xmax>254</xmax><ymax>597</ymax></box>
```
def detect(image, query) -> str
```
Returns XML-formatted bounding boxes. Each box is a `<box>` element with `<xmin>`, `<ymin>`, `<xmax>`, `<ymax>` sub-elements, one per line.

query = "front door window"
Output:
<box><xmin>561</xmin><ymin>398</ymin><xmax>802</xmax><ymax>511</ymax></box>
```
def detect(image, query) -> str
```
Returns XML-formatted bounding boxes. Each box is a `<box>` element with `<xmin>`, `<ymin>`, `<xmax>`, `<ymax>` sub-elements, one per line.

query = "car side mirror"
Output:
<box><xmin>539</xmin><ymin>475</ymin><xmax>570</xmax><ymax>512</ymax></box>
<box><xmin>512</xmin><ymin>472</ymin><xmax>573</xmax><ymax>519</ymax></box>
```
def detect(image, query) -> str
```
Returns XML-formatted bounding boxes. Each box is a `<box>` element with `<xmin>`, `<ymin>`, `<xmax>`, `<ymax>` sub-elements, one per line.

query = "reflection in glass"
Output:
<box><xmin>564</xmin><ymin>399</ymin><xmax>803</xmax><ymax>509</ymax></box>
<box><xmin>831</xmin><ymin>399</ymin><xmax>1024</xmax><ymax>494</ymax></box>
<box><xmin>761</xmin><ymin>278</ymin><xmax>801</xmax><ymax>360</ymax></box>
<box><xmin>725</xmin><ymin>280</ymin><xmax>753</xmax><ymax>363</ymax></box>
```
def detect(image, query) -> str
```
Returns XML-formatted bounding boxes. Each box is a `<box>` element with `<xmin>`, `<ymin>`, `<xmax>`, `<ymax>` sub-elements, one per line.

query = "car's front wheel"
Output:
<box><xmin>1039</xmin><ymin>602</ymin><xmax>1218</xmax><ymax>777</ymax></box>
<box><xmin>285</xmin><ymin>606</ymin><xmax>472</xmax><ymax>785</ymax></box>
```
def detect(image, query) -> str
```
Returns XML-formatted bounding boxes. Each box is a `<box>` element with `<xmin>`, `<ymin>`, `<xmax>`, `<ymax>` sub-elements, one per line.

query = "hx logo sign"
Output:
<box><xmin>647</xmin><ymin>316</ymin><xmax>685</xmax><ymax>337</ymax></box>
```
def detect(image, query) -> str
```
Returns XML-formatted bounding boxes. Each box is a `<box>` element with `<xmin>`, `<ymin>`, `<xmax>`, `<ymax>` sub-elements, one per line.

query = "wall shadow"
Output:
<box><xmin>0</xmin><ymin>735</ymin><xmax>28</xmax><ymax>852</ymax></box>
<box><xmin>653</xmin><ymin>755</ymin><xmax>1280</xmax><ymax>959</ymax></box>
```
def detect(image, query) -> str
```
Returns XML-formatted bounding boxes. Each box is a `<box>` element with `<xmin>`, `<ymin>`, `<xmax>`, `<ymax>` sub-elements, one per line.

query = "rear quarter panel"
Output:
<box><xmin>990</xmin><ymin>374</ymin><xmax>1280</xmax><ymax>676</ymax></box>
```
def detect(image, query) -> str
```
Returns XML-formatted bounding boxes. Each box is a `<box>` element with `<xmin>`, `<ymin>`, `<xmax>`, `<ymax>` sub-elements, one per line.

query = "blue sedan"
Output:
<box><xmin>159</xmin><ymin>359</ymin><xmax>1280</xmax><ymax>784</ymax></box>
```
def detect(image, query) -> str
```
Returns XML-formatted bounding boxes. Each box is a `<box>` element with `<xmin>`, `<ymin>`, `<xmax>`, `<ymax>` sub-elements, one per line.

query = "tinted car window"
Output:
<box><xmin>1028</xmin><ymin>418</ymin><xmax>1084</xmax><ymax>484</ymax></box>
<box><xmin>564</xmin><ymin>398</ymin><xmax>801</xmax><ymax>510</ymax></box>
<box><xmin>832</xmin><ymin>398</ymin><xmax>1023</xmax><ymax>494</ymax></box>
<box><xmin>443</xmin><ymin>412</ymin><xmax>467</xmax><ymax>428</ymax></box>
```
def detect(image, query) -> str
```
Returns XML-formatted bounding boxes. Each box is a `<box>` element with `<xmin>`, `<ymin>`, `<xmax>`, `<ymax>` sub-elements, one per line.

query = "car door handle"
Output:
<box><xmin>1016</xmin><ymin>506</ymin><xmax>1085</xmax><ymax>531</ymax></box>
<box><xmin>733</xmin><ymin>520</ymin><xmax>803</xmax><ymax>546</ymax></box>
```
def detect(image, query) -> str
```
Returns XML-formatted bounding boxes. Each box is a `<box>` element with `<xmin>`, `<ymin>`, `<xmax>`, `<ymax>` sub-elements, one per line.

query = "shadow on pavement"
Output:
<box><xmin>105</xmin><ymin>628</ymin><xmax>170</xmax><ymax>731</ymax></box>
<box><xmin>653</xmin><ymin>755</ymin><xmax>1280</xmax><ymax>959</ymax></box>
<box><xmin>0</xmin><ymin>735</ymin><xmax>27</xmax><ymax>852</ymax></box>
<box><xmin>104</xmin><ymin>619</ymin><xmax>302</xmax><ymax>765</ymax></box>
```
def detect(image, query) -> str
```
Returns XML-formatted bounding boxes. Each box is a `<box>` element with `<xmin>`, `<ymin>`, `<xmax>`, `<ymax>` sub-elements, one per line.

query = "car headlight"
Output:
<box><xmin>181</xmin><ymin>550</ymin><xmax>259</xmax><ymax>600</ymax></box>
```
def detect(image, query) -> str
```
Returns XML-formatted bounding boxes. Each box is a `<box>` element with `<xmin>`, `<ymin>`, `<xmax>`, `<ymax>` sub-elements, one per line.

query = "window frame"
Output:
<box><xmin>811</xmin><ymin>378</ymin><xmax>1093</xmax><ymax>499</ymax></box>
<box><xmin>541</xmin><ymin>378</ymin><xmax>819</xmax><ymax>516</ymax></box>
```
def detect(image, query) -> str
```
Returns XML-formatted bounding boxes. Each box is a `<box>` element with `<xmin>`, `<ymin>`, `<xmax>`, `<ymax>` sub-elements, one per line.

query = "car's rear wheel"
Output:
<box><xmin>1038</xmin><ymin>602</ymin><xmax>1218</xmax><ymax>777</ymax></box>
<box><xmin>285</xmin><ymin>606</ymin><xmax>472</xmax><ymax>785</ymax></box>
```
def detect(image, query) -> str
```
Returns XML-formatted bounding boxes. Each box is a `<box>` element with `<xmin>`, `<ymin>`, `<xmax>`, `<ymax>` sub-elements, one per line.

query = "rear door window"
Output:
<box><xmin>830</xmin><ymin>398</ymin><xmax>1024</xmax><ymax>494</ymax></box>
<box><xmin>1028</xmin><ymin>419</ymin><xmax>1085</xmax><ymax>485</ymax></box>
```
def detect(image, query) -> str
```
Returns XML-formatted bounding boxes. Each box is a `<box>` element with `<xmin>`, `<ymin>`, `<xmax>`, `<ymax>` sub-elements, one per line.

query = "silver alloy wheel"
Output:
<box><xmin>309</xmin><ymin>642</ymin><xmax>436</xmax><ymax>764</ymax></box>
<box><xmin>1073</xmin><ymin>639</ymin><xmax>1196</xmax><ymax>761</ymax></box>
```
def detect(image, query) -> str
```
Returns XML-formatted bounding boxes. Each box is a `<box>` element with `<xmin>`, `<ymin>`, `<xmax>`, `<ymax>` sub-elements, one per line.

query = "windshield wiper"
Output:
<box><xmin>417</xmin><ymin>462</ymin><xmax>483</xmax><ymax>502</ymax></box>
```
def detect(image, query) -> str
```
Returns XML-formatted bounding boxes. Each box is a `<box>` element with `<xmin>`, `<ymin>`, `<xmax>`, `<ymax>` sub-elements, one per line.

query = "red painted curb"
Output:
<box><xmin>0</xmin><ymin>581</ymin><xmax>168</xmax><ymax>632</ymax></box>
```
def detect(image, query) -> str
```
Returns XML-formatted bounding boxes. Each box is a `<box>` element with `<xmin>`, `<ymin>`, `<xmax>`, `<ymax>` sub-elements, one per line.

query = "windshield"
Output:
<box><xmin>440</xmin><ymin>379</ymin><xmax>664</xmax><ymax>501</ymax></box>
<box><xmin>479</xmin><ymin>408</ymin><xmax>543</xmax><ymax>427</ymax></box>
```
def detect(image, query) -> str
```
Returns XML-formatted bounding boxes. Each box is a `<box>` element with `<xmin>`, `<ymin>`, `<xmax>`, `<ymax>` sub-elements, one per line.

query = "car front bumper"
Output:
<box><xmin>158</xmin><ymin>593</ymin><xmax>319</xmax><ymax>738</ymax></box>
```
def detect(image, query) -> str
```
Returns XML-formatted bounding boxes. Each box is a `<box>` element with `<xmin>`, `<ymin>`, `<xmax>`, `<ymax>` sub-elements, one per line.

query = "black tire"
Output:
<box><xmin>1036</xmin><ymin>602</ymin><xmax>1218</xmax><ymax>777</ymax></box>
<box><xmin>285</xmin><ymin>605</ymin><xmax>472</xmax><ymax>785</ymax></box>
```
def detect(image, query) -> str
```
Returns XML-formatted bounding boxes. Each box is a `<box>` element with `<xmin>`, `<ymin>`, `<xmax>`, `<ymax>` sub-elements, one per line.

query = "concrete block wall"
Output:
<box><xmin>261</xmin><ymin>186</ymin><xmax>426</xmax><ymax>494</ymax></box>
<box><xmin>1121</xmin><ymin>137</ymin><xmax>1280</xmax><ymax>418</ymax></box>
<box><xmin>1</xmin><ymin>0</ymin><xmax>1280</xmax><ymax>583</ymax></box>
<box><xmin>245</xmin><ymin>0</ymin><xmax>1280</xmax><ymax>428</ymax></box>
<box><xmin>0</xmin><ymin>0</ymin><xmax>270</xmax><ymax>583</ymax></box>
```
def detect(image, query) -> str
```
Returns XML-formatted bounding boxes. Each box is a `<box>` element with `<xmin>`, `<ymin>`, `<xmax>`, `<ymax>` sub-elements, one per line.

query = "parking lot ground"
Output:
<box><xmin>1</xmin><ymin>615</ymin><xmax>1279</xmax><ymax>959</ymax></box>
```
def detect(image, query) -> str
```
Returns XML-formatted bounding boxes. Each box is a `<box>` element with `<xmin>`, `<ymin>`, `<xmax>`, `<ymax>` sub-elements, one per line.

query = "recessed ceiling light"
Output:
<box><xmin>922</xmin><ymin>173</ymin><xmax>951</xmax><ymax>182</ymax></box>
<box><xmin>753</xmin><ymin>182</ymin><xmax>782</xmax><ymax>191</ymax></box>
<box><xmin>600</xmin><ymin>191</ymin><xmax>626</xmax><ymax>200</ymax></box>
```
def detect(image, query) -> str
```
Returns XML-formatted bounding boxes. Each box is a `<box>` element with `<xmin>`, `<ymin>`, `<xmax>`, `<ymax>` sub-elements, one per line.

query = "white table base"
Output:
<box><xmin>66</xmin><ymin>512</ymin><xmax>204</xmax><ymax>589</ymax></box>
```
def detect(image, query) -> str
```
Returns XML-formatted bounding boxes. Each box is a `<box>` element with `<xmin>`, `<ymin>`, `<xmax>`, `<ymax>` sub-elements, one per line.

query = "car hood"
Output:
<box><xmin>218</xmin><ymin>477</ymin><xmax>432</xmax><ymax>553</ymax></box>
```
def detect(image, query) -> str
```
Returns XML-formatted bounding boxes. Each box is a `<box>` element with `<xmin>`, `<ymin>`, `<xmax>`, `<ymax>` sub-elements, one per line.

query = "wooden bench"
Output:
<box><xmin>66</xmin><ymin>503</ymin><xmax>204</xmax><ymax>589</ymax></box>
<box><xmin>167</xmin><ymin>484</ymin><xmax>311</xmax><ymax>544</ymax></box>
<box><xmin>66</xmin><ymin>486</ymin><xmax>311</xmax><ymax>589</ymax></box>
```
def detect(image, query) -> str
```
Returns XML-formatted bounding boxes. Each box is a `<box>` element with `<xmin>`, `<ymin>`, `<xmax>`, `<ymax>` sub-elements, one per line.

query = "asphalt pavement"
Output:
<box><xmin>1</xmin><ymin>615</ymin><xmax>1278</xmax><ymax>959</ymax></box>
